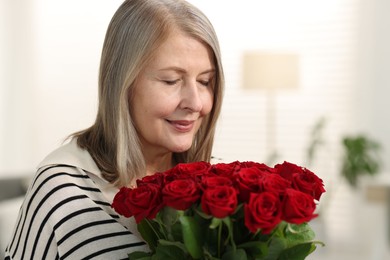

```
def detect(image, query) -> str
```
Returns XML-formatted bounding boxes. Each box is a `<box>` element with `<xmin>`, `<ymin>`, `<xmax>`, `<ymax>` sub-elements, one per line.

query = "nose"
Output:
<box><xmin>179</xmin><ymin>80</ymin><xmax>203</xmax><ymax>112</ymax></box>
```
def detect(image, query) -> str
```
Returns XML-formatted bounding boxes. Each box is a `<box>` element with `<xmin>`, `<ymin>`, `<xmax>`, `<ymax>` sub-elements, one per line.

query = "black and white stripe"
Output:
<box><xmin>4</xmin><ymin>165</ymin><xmax>147</xmax><ymax>259</ymax></box>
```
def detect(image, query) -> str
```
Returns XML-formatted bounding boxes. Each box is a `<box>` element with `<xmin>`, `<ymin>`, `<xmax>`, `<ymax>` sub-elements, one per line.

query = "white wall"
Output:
<box><xmin>355</xmin><ymin>0</ymin><xmax>390</xmax><ymax>171</ymax></box>
<box><xmin>0</xmin><ymin>0</ymin><xmax>123</xmax><ymax>175</ymax></box>
<box><xmin>1</xmin><ymin>0</ymin><xmax>36</xmax><ymax>175</ymax></box>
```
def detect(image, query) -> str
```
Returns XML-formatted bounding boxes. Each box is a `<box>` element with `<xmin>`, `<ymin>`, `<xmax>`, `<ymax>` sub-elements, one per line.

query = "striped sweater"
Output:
<box><xmin>4</xmin><ymin>140</ymin><xmax>148</xmax><ymax>259</ymax></box>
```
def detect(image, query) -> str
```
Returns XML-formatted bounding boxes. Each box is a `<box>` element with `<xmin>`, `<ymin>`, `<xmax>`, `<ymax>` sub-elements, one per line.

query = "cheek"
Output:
<box><xmin>154</xmin><ymin>103</ymin><xmax>177</xmax><ymax>118</ymax></box>
<box><xmin>200</xmin><ymin>91</ymin><xmax>214</xmax><ymax>116</ymax></box>
<box><xmin>133</xmin><ymin>93</ymin><xmax>175</xmax><ymax>120</ymax></box>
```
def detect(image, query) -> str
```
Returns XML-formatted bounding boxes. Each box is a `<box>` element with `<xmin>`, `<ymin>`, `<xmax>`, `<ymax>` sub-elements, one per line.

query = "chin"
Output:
<box><xmin>171</xmin><ymin>143</ymin><xmax>192</xmax><ymax>153</ymax></box>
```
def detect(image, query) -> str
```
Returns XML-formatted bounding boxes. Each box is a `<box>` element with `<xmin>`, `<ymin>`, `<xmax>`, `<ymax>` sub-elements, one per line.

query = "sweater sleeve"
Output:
<box><xmin>4</xmin><ymin>165</ymin><xmax>148</xmax><ymax>260</ymax></box>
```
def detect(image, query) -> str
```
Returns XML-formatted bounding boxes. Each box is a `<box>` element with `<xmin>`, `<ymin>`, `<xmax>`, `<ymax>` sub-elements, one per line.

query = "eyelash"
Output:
<box><xmin>198</xmin><ymin>80</ymin><xmax>210</xmax><ymax>87</ymax></box>
<box><xmin>164</xmin><ymin>80</ymin><xmax>180</xmax><ymax>85</ymax></box>
<box><xmin>162</xmin><ymin>79</ymin><xmax>211</xmax><ymax>87</ymax></box>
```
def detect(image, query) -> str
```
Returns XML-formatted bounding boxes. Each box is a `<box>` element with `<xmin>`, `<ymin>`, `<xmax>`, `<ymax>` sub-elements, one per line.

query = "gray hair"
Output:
<box><xmin>75</xmin><ymin>0</ymin><xmax>224</xmax><ymax>187</ymax></box>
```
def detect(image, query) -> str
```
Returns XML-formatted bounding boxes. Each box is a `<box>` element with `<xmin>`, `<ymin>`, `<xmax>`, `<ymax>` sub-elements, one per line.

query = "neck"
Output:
<box><xmin>145</xmin><ymin>152</ymin><xmax>174</xmax><ymax>176</ymax></box>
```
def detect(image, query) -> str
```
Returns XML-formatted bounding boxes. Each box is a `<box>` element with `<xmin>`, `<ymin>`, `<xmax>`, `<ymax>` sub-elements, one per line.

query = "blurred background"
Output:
<box><xmin>1</xmin><ymin>0</ymin><xmax>389</xmax><ymax>259</ymax></box>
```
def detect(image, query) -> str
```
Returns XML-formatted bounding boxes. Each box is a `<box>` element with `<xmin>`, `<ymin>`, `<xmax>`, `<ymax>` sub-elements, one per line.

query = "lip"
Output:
<box><xmin>166</xmin><ymin>120</ymin><xmax>195</xmax><ymax>132</ymax></box>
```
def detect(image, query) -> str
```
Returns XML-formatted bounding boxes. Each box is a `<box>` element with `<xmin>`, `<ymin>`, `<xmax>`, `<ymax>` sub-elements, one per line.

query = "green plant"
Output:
<box><xmin>305</xmin><ymin>117</ymin><xmax>327</xmax><ymax>167</ymax></box>
<box><xmin>340</xmin><ymin>135</ymin><xmax>381</xmax><ymax>188</ymax></box>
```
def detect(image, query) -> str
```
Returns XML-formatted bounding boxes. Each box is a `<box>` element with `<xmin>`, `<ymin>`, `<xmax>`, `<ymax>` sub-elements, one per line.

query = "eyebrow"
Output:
<box><xmin>157</xmin><ymin>66</ymin><xmax>216</xmax><ymax>75</ymax></box>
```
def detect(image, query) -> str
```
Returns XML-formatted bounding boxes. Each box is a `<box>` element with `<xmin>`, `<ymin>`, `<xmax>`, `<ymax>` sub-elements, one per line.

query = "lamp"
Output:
<box><xmin>242</xmin><ymin>51</ymin><xmax>299</xmax><ymax>163</ymax></box>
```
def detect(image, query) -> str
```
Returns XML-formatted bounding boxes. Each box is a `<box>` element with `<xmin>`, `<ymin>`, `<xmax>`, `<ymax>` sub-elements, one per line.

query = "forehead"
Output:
<box><xmin>146</xmin><ymin>31</ymin><xmax>214</xmax><ymax>68</ymax></box>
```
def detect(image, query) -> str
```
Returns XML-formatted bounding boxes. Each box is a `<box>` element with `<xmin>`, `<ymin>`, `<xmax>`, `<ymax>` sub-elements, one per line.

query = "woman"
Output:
<box><xmin>5</xmin><ymin>0</ymin><xmax>224</xmax><ymax>259</ymax></box>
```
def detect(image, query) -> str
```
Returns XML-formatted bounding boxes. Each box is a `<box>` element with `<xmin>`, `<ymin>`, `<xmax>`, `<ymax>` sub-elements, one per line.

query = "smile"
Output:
<box><xmin>166</xmin><ymin>120</ymin><xmax>195</xmax><ymax>132</ymax></box>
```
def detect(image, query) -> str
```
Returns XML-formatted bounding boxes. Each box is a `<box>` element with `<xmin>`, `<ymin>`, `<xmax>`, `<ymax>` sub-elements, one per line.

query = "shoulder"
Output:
<box><xmin>5</xmin><ymin>165</ymin><xmax>148</xmax><ymax>259</ymax></box>
<box><xmin>23</xmin><ymin>165</ymin><xmax>106</xmax><ymax>226</ymax></box>
<box><xmin>37</xmin><ymin>138</ymin><xmax>101</xmax><ymax>177</ymax></box>
<box><xmin>33</xmin><ymin>164</ymin><xmax>95</xmax><ymax>192</ymax></box>
<box><xmin>25</xmin><ymin>165</ymin><xmax>111</xmax><ymax>221</ymax></box>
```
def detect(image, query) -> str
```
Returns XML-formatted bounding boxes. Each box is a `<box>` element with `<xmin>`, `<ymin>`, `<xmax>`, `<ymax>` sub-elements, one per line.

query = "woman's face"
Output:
<box><xmin>131</xmin><ymin>31</ymin><xmax>215</xmax><ymax>158</ymax></box>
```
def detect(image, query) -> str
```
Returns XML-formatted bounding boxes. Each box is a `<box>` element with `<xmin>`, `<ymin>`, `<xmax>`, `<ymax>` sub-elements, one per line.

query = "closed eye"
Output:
<box><xmin>163</xmin><ymin>79</ymin><xmax>180</xmax><ymax>85</ymax></box>
<box><xmin>198</xmin><ymin>80</ymin><xmax>211</xmax><ymax>87</ymax></box>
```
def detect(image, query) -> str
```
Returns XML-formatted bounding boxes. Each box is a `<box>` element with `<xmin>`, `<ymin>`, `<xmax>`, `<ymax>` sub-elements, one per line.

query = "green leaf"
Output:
<box><xmin>161</xmin><ymin>207</ymin><xmax>180</xmax><ymax>227</ymax></box>
<box><xmin>261</xmin><ymin>237</ymin><xmax>286</xmax><ymax>260</ymax></box>
<box><xmin>158</xmin><ymin>239</ymin><xmax>188</xmax><ymax>253</ymax></box>
<box><xmin>210</xmin><ymin>217</ymin><xmax>222</xmax><ymax>229</ymax></box>
<box><xmin>222</xmin><ymin>217</ymin><xmax>235</xmax><ymax>249</ymax></box>
<box><xmin>278</xmin><ymin>243</ymin><xmax>314</xmax><ymax>260</ymax></box>
<box><xmin>170</xmin><ymin>220</ymin><xmax>185</xmax><ymax>242</ymax></box>
<box><xmin>232</xmin><ymin>216</ymin><xmax>254</xmax><ymax>244</ymax></box>
<box><xmin>137</xmin><ymin>219</ymin><xmax>160</xmax><ymax>251</ymax></box>
<box><xmin>153</xmin><ymin>242</ymin><xmax>188</xmax><ymax>260</ymax></box>
<box><xmin>221</xmin><ymin>248</ymin><xmax>248</xmax><ymax>260</ymax></box>
<box><xmin>204</xmin><ymin>225</ymin><xmax>220</xmax><ymax>256</ymax></box>
<box><xmin>160</xmin><ymin>207</ymin><xmax>181</xmax><ymax>241</ymax></box>
<box><xmin>203</xmin><ymin>249</ymin><xmax>221</xmax><ymax>260</ymax></box>
<box><xmin>341</xmin><ymin>135</ymin><xmax>382</xmax><ymax>187</ymax></box>
<box><xmin>237</xmin><ymin>241</ymin><xmax>268</xmax><ymax>258</ymax></box>
<box><xmin>284</xmin><ymin>223</ymin><xmax>315</xmax><ymax>247</ymax></box>
<box><xmin>194</xmin><ymin>206</ymin><xmax>213</xmax><ymax>219</ymax></box>
<box><xmin>128</xmin><ymin>251</ymin><xmax>153</xmax><ymax>260</ymax></box>
<box><xmin>180</xmin><ymin>215</ymin><xmax>203</xmax><ymax>259</ymax></box>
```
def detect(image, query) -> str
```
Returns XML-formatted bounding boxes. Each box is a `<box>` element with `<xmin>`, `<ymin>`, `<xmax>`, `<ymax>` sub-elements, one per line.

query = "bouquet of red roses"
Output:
<box><xmin>112</xmin><ymin>161</ymin><xmax>325</xmax><ymax>260</ymax></box>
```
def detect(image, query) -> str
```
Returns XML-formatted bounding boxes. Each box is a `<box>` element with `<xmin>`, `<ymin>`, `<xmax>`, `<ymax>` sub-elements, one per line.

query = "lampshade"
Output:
<box><xmin>242</xmin><ymin>52</ymin><xmax>299</xmax><ymax>90</ymax></box>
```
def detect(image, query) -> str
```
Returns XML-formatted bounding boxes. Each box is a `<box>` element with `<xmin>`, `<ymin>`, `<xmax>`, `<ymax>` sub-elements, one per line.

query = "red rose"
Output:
<box><xmin>136</xmin><ymin>172</ymin><xmax>164</xmax><ymax>187</ymax></box>
<box><xmin>240</xmin><ymin>162</ymin><xmax>275</xmax><ymax>174</ymax></box>
<box><xmin>282</xmin><ymin>188</ymin><xmax>318</xmax><ymax>224</ymax></box>
<box><xmin>235</xmin><ymin>167</ymin><xmax>264</xmax><ymax>202</ymax></box>
<box><xmin>201</xmin><ymin>176</ymin><xmax>233</xmax><ymax>190</ymax></box>
<box><xmin>244</xmin><ymin>192</ymin><xmax>282</xmax><ymax>234</ymax></box>
<box><xmin>162</xmin><ymin>170</ymin><xmax>180</xmax><ymax>184</ymax></box>
<box><xmin>201</xmin><ymin>186</ymin><xmax>238</xmax><ymax>218</ymax></box>
<box><xmin>163</xmin><ymin>162</ymin><xmax>211</xmax><ymax>184</ymax></box>
<box><xmin>162</xmin><ymin>179</ymin><xmax>200</xmax><ymax>210</ymax></box>
<box><xmin>260</xmin><ymin>173</ymin><xmax>291</xmax><ymax>195</ymax></box>
<box><xmin>125</xmin><ymin>184</ymin><xmax>163</xmax><ymax>223</ymax></box>
<box><xmin>274</xmin><ymin>161</ymin><xmax>304</xmax><ymax>181</ymax></box>
<box><xmin>173</xmin><ymin>161</ymin><xmax>211</xmax><ymax>175</ymax></box>
<box><xmin>210</xmin><ymin>161</ymin><xmax>241</xmax><ymax>178</ymax></box>
<box><xmin>112</xmin><ymin>187</ymin><xmax>133</xmax><ymax>218</ymax></box>
<box><xmin>291</xmin><ymin>169</ymin><xmax>326</xmax><ymax>200</ymax></box>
